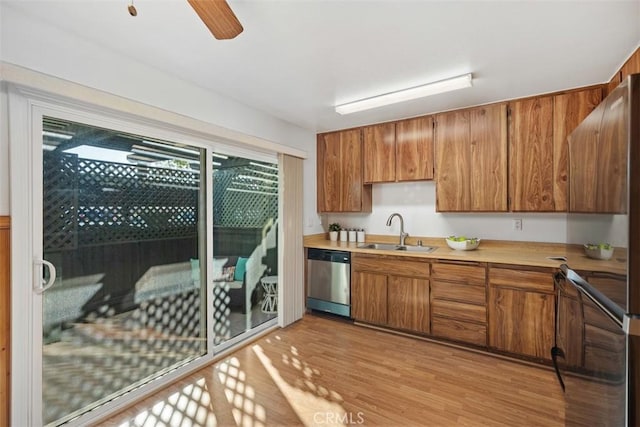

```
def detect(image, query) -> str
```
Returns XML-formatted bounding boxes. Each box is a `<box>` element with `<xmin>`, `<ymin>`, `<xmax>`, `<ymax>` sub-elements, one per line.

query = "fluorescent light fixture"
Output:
<box><xmin>213</xmin><ymin>153</ymin><xmax>229</xmax><ymax>159</ymax></box>
<box><xmin>213</xmin><ymin>161</ymin><xmax>221</xmax><ymax>166</ymax></box>
<box><xmin>43</xmin><ymin>130</ymin><xmax>73</xmax><ymax>140</ymax></box>
<box><xmin>335</xmin><ymin>73</ymin><xmax>473</xmax><ymax>115</ymax></box>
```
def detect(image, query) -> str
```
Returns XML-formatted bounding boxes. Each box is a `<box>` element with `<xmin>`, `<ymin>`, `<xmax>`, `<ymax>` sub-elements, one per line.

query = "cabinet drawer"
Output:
<box><xmin>489</xmin><ymin>267</ymin><xmax>554</xmax><ymax>293</ymax></box>
<box><xmin>353</xmin><ymin>254</ymin><xmax>430</xmax><ymax>277</ymax></box>
<box><xmin>431</xmin><ymin>280</ymin><xmax>486</xmax><ymax>306</ymax></box>
<box><xmin>432</xmin><ymin>316</ymin><xmax>487</xmax><ymax>347</ymax></box>
<box><xmin>431</xmin><ymin>262</ymin><xmax>486</xmax><ymax>286</ymax></box>
<box><xmin>431</xmin><ymin>299</ymin><xmax>486</xmax><ymax>324</ymax></box>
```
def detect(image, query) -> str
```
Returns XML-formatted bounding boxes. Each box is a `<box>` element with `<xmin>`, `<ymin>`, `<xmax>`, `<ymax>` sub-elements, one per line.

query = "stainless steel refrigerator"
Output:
<box><xmin>553</xmin><ymin>73</ymin><xmax>640</xmax><ymax>426</ymax></box>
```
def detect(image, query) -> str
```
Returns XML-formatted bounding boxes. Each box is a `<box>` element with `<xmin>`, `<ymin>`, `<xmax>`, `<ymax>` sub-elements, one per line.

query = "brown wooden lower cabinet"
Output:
<box><xmin>387</xmin><ymin>276</ymin><xmax>429</xmax><ymax>333</ymax></box>
<box><xmin>351</xmin><ymin>253</ymin><xmax>430</xmax><ymax>334</ymax></box>
<box><xmin>1</xmin><ymin>216</ymin><xmax>10</xmax><ymax>427</ymax></box>
<box><xmin>430</xmin><ymin>260</ymin><xmax>488</xmax><ymax>347</ymax></box>
<box><xmin>350</xmin><ymin>254</ymin><xmax>562</xmax><ymax>364</ymax></box>
<box><xmin>488</xmin><ymin>265</ymin><xmax>555</xmax><ymax>361</ymax></box>
<box><xmin>351</xmin><ymin>271</ymin><xmax>388</xmax><ymax>325</ymax></box>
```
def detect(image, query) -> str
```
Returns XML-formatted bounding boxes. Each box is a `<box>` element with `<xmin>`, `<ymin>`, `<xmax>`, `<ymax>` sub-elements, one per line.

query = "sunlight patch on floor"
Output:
<box><xmin>118</xmin><ymin>378</ymin><xmax>216</xmax><ymax>427</ymax></box>
<box><xmin>217</xmin><ymin>357</ymin><xmax>266</xmax><ymax>427</ymax></box>
<box><xmin>251</xmin><ymin>344</ymin><xmax>346</xmax><ymax>426</ymax></box>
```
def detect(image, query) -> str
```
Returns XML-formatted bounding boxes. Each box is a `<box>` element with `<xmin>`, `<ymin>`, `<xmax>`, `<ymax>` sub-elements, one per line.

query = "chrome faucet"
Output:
<box><xmin>386</xmin><ymin>213</ymin><xmax>408</xmax><ymax>246</ymax></box>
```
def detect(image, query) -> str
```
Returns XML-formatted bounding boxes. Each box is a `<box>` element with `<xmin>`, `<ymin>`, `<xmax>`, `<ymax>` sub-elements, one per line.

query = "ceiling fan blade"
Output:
<box><xmin>187</xmin><ymin>0</ymin><xmax>243</xmax><ymax>40</ymax></box>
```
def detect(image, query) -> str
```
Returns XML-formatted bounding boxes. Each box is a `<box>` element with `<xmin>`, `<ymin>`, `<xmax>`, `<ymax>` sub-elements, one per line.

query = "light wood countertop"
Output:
<box><xmin>304</xmin><ymin>233</ymin><xmax>627</xmax><ymax>275</ymax></box>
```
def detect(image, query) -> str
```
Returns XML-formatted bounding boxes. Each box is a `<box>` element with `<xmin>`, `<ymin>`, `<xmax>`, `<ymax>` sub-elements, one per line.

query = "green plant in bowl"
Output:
<box><xmin>447</xmin><ymin>236</ymin><xmax>479</xmax><ymax>244</ymax></box>
<box><xmin>584</xmin><ymin>242</ymin><xmax>614</xmax><ymax>260</ymax></box>
<box><xmin>329</xmin><ymin>223</ymin><xmax>342</xmax><ymax>232</ymax></box>
<box><xmin>446</xmin><ymin>236</ymin><xmax>480</xmax><ymax>250</ymax></box>
<box><xmin>585</xmin><ymin>243</ymin><xmax>612</xmax><ymax>250</ymax></box>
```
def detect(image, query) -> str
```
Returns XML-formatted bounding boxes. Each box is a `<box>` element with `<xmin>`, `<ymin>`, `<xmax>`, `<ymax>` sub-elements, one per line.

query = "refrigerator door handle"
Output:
<box><xmin>560</xmin><ymin>264</ymin><xmax>624</xmax><ymax>328</ymax></box>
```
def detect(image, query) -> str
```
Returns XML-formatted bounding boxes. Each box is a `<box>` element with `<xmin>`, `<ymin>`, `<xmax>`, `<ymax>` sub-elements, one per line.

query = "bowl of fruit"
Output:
<box><xmin>445</xmin><ymin>236</ymin><xmax>480</xmax><ymax>251</ymax></box>
<box><xmin>584</xmin><ymin>243</ymin><xmax>614</xmax><ymax>260</ymax></box>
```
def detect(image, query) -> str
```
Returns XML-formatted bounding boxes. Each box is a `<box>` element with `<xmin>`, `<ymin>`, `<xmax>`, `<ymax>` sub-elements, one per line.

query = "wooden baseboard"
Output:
<box><xmin>352</xmin><ymin>319</ymin><xmax>554</xmax><ymax>372</ymax></box>
<box><xmin>0</xmin><ymin>216</ymin><xmax>10</xmax><ymax>426</ymax></box>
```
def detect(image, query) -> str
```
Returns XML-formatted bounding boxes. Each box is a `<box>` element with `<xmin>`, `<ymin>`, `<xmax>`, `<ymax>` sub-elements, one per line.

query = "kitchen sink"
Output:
<box><xmin>395</xmin><ymin>244</ymin><xmax>437</xmax><ymax>253</ymax></box>
<box><xmin>358</xmin><ymin>243</ymin><xmax>400</xmax><ymax>251</ymax></box>
<box><xmin>357</xmin><ymin>243</ymin><xmax>437</xmax><ymax>253</ymax></box>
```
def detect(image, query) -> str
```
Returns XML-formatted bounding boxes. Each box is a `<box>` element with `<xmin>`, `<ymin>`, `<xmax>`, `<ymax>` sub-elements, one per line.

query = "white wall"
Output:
<box><xmin>325</xmin><ymin>181</ymin><xmax>627</xmax><ymax>246</ymax></box>
<box><xmin>0</xmin><ymin>3</ymin><xmax>325</xmax><ymax>232</ymax></box>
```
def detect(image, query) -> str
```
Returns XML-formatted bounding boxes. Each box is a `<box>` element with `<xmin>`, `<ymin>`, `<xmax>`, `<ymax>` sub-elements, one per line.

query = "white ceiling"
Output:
<box><xmin>3</xmin><ymin>0</ymin><xmax>640</xmax><ymax>133</ymax></box>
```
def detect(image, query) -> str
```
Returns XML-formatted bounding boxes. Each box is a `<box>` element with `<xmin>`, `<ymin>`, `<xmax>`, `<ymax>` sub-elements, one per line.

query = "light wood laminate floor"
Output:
<box><xmin>101</xmin><ymin>314</ymin><xmax>602</xmax><ymax>426</ymax></box>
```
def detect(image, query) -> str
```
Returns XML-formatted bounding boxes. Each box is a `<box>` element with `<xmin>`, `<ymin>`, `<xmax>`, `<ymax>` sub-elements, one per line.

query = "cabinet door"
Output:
<box><xmin>351</xmin><ymin>271</ymin><xmax>388</xmax><ymax>325</ymax></box>
<box><xmin>317</xmin><ymin>130</ymin><xmax>371</xmax><ymax>212</ymax></box>
<box><xmin>488</xmin><ymin>286</ymin><xmax>555</xmax><ymax>360</ymax></box>
<box><xmin>509</xmin><ymin>96</ymin><xmax>555</xmax><ymax>211</ymax></box>
<box><xmin>363</xmin><ymin>123</ymin><xmax>396</xmax><ymax>183</ymax></box>
<box><xmin>387</xmin><ymin>276</ymin><xmax>429</xmax><ymax>333</ymax></box>
<box><xmin>396</xmin><ymin>116</ymin><xmax>434</xmax><ymax>181</ymax></box>
<box><xmin>568</xmin><ymin>88</ymin><xmax>626</xmax><ymax>214</ymax></box>
<box><xmin>595</xmin><ymin>88</ymin><xmax>627</xmax><ymax>214</ymax></box>
<box><xmin>568</xmin><ymin>101</ymin><xmax>605</xmax><ymax>212</ymax></box>
<box><xmin>553</xmin><ymin>88</ymin><xmax>602</xmax><ymax>211</ymax></box>
<box><xmin>435</xmin><ymin>110</ymin><xmax>471</xmax><ymax>211</ymax></box>
<box><xmin>470</xmin><ymin>104</ymin><xmax>507</xmax><ymax>211</ymax></box>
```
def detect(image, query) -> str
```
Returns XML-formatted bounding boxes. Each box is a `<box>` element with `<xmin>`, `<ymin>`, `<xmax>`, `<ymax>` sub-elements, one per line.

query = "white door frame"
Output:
<box><xmin>8</xmin><ymin>83</ymin><xmax>279</xmax><ymax>426</ymax></box>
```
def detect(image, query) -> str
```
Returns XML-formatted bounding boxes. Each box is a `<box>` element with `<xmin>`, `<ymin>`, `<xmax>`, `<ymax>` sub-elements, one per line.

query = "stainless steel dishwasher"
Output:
<box><xmin>306</xmin><ymin>248</ymin><xmax>351</xmax><ymax>317</ymax></box>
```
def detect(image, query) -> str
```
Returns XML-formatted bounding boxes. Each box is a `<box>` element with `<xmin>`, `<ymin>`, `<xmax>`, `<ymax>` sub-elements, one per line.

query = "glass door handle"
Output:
<box><xmin>34</xmin><ymin>259</ymin><xmax>57</xmax><ymax>294</ymax></box>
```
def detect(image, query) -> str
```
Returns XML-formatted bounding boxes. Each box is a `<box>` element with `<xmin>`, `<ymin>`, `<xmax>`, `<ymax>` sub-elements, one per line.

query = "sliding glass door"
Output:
<box><xmin>7</xmin><ymin>89</ymin><xmax>284</xmax><ymax>424</ymax></box>
<box><xmin>40</xmin><ymin>118</ymin><xmax>209</xmax><ymax>425</ymax></box>
<box><xmin>211</xmin><ymin>154</ymin><xmax>279</xmax><ymax>348</ymax></box>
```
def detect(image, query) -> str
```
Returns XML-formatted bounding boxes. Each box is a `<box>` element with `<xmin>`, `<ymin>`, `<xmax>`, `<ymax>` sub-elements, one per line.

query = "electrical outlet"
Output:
<box><xmin>513</xmin><ymin>219</ymin><xmax>523</xmax><ymax>231</ymax></box>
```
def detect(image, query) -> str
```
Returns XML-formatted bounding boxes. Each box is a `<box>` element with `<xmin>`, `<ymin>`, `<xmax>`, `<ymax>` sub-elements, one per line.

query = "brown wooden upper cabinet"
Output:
<box><xmin>317</xmin><ymin>129</ymin><xmax>372</xmax><ymax>213</ymax></box>
<box><xmin>363</xmin><ymin>116</ymin><xmax>434</xmax><ymax>183</ymax></box>
<box><xmin>435</xmin><ymin>103</ymin><xmax>508</xmax><ymax>212</ymax></box>
<box><xmin>363</xmin><ymin>122</ymin><xmax>396</xmax><ymax>183</ymax></box>
<box><xmin>569</xmin><ymin>84</ymin><xmax>627</xmax><ymax>214</ymax></box>
<box><xmin>508</xmin><ymin>88</ymin><xmax>602</xmax><ymax>212</ymax></box>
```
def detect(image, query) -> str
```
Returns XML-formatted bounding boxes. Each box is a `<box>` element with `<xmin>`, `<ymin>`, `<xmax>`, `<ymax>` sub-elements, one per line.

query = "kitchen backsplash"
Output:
<box><xmin>322</xmin><ymin>181</ymin><xmax>627</xmax><ymax>247</ymax></box>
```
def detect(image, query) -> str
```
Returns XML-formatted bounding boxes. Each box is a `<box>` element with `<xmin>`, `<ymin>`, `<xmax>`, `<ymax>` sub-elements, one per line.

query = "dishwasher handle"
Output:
<box><xmin>307</xmin><ymin>248</ymin><xmax>350</xmax><ymax>263</ymax></box>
